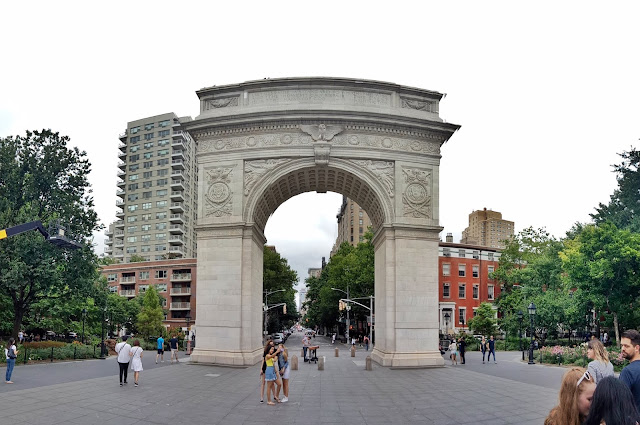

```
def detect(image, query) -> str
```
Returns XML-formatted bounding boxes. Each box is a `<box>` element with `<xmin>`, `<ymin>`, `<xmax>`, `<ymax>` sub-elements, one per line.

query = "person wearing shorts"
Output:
<box><xmin>277</xmin><ymin>343</ymin><xmax>290</xmax><ymax>403</ymax></box>
<box><xmin>156</xmin><ymin>336</ymin><xmax>164</xmax><ymax>363</ymax></box>
<box><xmin>169</xmin><ymin>336</ymin><xmax>179</xmax><ymax>363</ymax></box>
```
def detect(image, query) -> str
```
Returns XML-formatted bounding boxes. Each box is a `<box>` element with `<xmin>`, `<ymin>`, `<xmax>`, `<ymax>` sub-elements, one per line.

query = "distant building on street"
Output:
<box><xmin>460</xmin><ymin>208</ymin><xmax>514</xmax><ymax>249</ymax></box>
<box><xmin>331</xmin><ymin>196</ymin><xmax>372</xmax><ymax>256</ymax></box>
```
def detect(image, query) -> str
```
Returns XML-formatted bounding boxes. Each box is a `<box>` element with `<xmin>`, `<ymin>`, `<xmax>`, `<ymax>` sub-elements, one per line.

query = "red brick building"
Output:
<box><xmin>100</xmin><ymin>258</ymin><xmax>196</xmax><ymax>332</ymax></box>
<box><xmin>438</xmin><ymin>239</ymin><xmax>501</xmax><ymax>335</ymax></box>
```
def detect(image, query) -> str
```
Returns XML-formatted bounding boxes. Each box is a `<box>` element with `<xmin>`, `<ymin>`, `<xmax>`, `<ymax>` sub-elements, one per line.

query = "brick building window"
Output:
<box><xmin>458</xmin><ymin>264</ymin><xmax>466</xmax><ymax>277</ymax></box>
<box><xmin>472</xmin><ymin>265</ymin><xmax>479</xmax><ymax>278</ymax></box>
<box><xmin>458</xmin><ymin>283</ymin><xmax>466</xmax><ymax>298</ymax></box>
<box><xmin>443</xmin><ymin>283</ymin><xmax>450</xmax><ymax>298</ymax></box>
<box><xmin>488</xmin><ymin>285</ymin><xmax>494</xmax><ymax>300</ymax></box>
<box><xmin>473</xmin><ymin>284</ymin><xmax>479</xmax><ymax>299</ymax></box>
<box><xmin>442</xmin><ymin>264</ymin><xmax>450</xmax><ymax>276</ymax></box>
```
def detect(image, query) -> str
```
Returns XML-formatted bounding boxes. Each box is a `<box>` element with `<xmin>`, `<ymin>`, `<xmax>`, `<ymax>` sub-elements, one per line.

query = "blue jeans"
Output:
<box><xmin>6</xmin><ymin>358</ymin><xmax>15</xmax><ymax>382</ymax></box>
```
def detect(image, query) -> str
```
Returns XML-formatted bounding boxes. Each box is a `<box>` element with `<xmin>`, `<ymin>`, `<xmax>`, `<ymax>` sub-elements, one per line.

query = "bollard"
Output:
<box><xmin>318</xmin><ymin>356</ymin><xmax>325</xmax><ymax>371</ymax></box>
<box><xmin>291</xmin><ymin>355</ymin><xmax>298</xmax><ymax>370</ymax></box>
<box><xmin>51</xmin><ymin>346</ymin><xmax>54</xmax><ymax>362</ymax></box>
<box><xmin>335</xmin><ymin>347</ymin><xmax>339</xmax><ymax>357</ymax></box>
<box><xmin>74</xmin><ymin>345</ymin><xmax>77</xmax><ymax>360</ymax></box>
<box><xmin>351</xmin><ymin>346</ymin><xmax>356</xmax><ymax>357</ymax></box>
<box><xmin>365</xmin><ymin>356</ymin><xmax>372</xmax><ymax>371</ymax></box>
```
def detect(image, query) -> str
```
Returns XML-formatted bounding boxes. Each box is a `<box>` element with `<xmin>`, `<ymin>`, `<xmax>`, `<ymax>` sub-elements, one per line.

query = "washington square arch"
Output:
<box><xmin>183</xmin><ymin>77</ymin><xmax>460</xmax><ymax>368</ymax></box>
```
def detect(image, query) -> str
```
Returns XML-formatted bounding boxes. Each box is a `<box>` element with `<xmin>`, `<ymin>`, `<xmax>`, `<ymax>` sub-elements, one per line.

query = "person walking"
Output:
<box><xmin>584</xmin><ymin>376</ymin><xmax>640</xmax><ymax>425</ymax></box>
<box><xmin>480</xmin><ymin>336</ymin><xmax>487</xmax><ymax>364</ymax></box>
<box><xmin>458</xmin><ymin>336</ymin><xmax>466</xmax><ymax>365</ymax></box>
<box><xmin>544</xmin><ymin>368</ymin><xmax>596</xmax><ymax>425</ymax></box>
<box><xmin>115</xmin><ymin>336</ymin><xmax>132</xmax><ymax>386</ymax></box>
<box><xmin>129</xmin><ymin>339</ymin><xmax>143</xmax><ymax>387</ymax></box>
<box><xmin>302</xmin><ymin>334</ymin><xmax>310</xmax><ymax>362</ymax></box>
<box><xmin>448</xmin><ymin>338</ymin><xmax>458</xmax><ymax>365</ymax></box>
<box><xmin>4</xmin><ymin>338</ymin><xmax>18</xmax><ymax>384</ymax></box>
<box><xmin>586</xmin><ymin>338</ymin><xmax>614</xmax><ymax>383</ymax></box>
<box><xmin>332</xmin><ymin>333</ymin><xmax>336</xmax><ymax>344</ymax></box>
<box><xmin>364</xmin><ymin>335</ymin><xmax>370</xmax><ymax>351</ymax></box>
<box><xmin>487</xmin><ymin>335</ymin><xmax>496</xmax><ymax>364</ymax></box>
<box><xmin>169</xmin><ymin>335</ymin><xmax>179</xmax><ymax>363</ymax></box>
<box><xmin>620</xmin><ymin>329</ymin><xmax>640</xmax><ymax>411</ymax></box>
<box><xmin>155</xmin><ymin>335</ymin><xmax>164</xmax><ymax>364</ymax></box>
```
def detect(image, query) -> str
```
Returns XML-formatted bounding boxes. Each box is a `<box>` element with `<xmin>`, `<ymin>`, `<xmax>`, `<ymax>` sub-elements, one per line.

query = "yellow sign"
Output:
<box><xmin>0</xmin><ymin>229</ymin><xmax>7</xmax><ymax>240</ymax></box>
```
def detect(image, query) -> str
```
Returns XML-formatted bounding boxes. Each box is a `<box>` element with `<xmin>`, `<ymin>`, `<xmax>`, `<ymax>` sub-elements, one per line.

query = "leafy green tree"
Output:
<box><xmin>128</xmin><ymin>254</ymin><xmax>146</xmax><ymax>263</ymax></box>
<box><xmin>263</xmin><ymin>247</ymin><xmax>298</xmax><ymax>333</ymax></box>
<box><xmin>592</xmin><ymin>148</ymin><xmax>640</xmax><ymax>232</ymax></box>
<box><xmin>136</xmin><ymin>285</ymin><xmax>165</xmax><ymax>338</ymax></box>
<box><xmin>467</xmin><ymin>302</ymin><xmax>497</xmax><ymax>337</ymax></box>
<box><xmin>0</xmin><ymin>130</ymin><xmax>100</xmax><ymax>338</ymax></box>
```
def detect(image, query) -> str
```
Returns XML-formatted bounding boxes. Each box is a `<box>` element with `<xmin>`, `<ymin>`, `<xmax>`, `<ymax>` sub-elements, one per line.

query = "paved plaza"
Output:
<box><xmin>1</xmin><ymin>334</ymin><xmax>566</xmax><ymax>424</ymax></box>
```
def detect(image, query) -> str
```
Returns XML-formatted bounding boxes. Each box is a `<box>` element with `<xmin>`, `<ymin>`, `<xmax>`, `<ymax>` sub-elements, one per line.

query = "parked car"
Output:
<box><xmin>273</xmin><ymin>333</ymin><xmax>284</xmax><ymax>344</ymax></box>
<box><xmin>67</xmin><ymin>332</ymin><xmax>78</xmax><ymax>339</ymax></box>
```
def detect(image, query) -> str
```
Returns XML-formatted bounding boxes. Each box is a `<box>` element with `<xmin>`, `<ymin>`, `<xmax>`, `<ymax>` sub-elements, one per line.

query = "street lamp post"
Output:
<box><xmin>185</xmin><ymin>312</ymin><xmax>192</xmax><ymax>355</ymax></box>
<box><xmin>528</xmin><ymin>302</ymin><xmax>536</xmax><ymax>365</ymax></box>
<box><xmin>517</xmin><ymin>310</ymin><xmax>524</xmax><ymax>361</ymax></box>
<box><xmin>263</xmin><ymin>289</ymin><xmax>285</xmax><ymax>343</ymax></box>
<box><xmin>100</xmin><ymin>306</ymin><xmax>107</xmax><ymax>359</ymax></box>
<box><xmin>330</xmin><ymin>286</ymin><xmax>350</xmax><ymax>343</ymax></box>
<box><xmin>81</xmin><ymin>308</ymin><xmax>87</xmax><ymax>345</ymax></box>
<box><xmin>444</xmin><ymin>312</ymin><xmax>450</xmax><ymax>338</ymax></box>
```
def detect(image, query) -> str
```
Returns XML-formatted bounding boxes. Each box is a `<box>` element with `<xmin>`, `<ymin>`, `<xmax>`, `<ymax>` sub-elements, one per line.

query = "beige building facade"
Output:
<box><xmin>331</xmin><ymin>196</ymin><xmax>373</xmax><ymax>255</ymax></box>
<box><xmin>460</xmin><ymin>208</ymin><xmax>514</xmax><ymax>249</ymax></box>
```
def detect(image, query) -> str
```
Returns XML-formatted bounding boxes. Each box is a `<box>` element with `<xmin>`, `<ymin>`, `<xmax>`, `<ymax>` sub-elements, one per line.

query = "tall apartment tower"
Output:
<box><xmin>331</xmin><ymin>196</ymin><xmax>373</xmax><ymax>256</ymax></box>
<box><xmin>105</xmin><ymin>113</ymin><xmax>198</xmax><ymax>262</ymax></box>
<box><xmin>460</xmin><ymin>208</ymin><xmax>514</xmax><ymax>249</ymax></box>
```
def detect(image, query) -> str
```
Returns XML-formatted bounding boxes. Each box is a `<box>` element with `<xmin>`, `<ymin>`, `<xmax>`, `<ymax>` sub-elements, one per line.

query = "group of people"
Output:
<box><xmin>446</xmin><ymin>335</ymin><xmax>497</xmax><ymax>365</ymax></box>
<box><xmin>259</xmin><ymin>339</ymin><xmax>291</xmax><ymax>405</ymax></box>
<box><xmin>113</xmin><ymin>335</ymin><xmax>180</xmax><ymax>387</ymax></box>
<box><xmin>545</xmin><ymin>330</ymin><xmax>640</xmax><ymax>425</ymax></box>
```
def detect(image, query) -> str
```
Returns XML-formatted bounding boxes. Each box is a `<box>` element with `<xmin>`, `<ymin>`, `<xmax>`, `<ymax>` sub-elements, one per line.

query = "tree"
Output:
<box><xmin>0</xmin><ymin>130</ymin><xmax>100</xmax><ymax>338</ymax></box>
<box><xmin>128</xmin><ymin>254</ymin><xmax>146</xmax><ymax>263</ymax></box>
<box><xmin>136</xmin><ymin>285</ymin><xmax>165</xmax><ymax>338</ymax></box>
<box><xmin>263</xmin><ymin>247</ymin><xmax>298</xmax><ymax>333</ymax></box>
<box><xmin>592</xmin><ymin>147</ymin><xmax>640</xmax><ymax>232</ymax></box>
<box><xmin>467</xmin><ymin>302</ymin><xmax>497</xmax><ymax>337</ymax></box>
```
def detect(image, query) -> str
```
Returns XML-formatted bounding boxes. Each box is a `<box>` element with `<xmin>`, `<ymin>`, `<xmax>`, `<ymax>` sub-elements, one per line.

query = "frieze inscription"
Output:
<box><xmin>248</xmin><ymin>89</ymin><xmax>391</xmax><ymax>107</ymax></box>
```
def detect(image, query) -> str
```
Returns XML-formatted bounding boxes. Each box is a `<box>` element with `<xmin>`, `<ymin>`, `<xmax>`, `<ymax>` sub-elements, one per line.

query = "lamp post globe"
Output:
<box><xmin>527</xmin><ymin>302</ymin><xmax>536</xmax><ymax>364</ymax></box>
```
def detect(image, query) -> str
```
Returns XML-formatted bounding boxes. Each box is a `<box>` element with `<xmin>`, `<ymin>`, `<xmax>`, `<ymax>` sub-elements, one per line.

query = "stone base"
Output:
<box><xmin>371</xmin><ymin>348</ymin><xmax>444</xmax><ymax>368</ymax></box>
<box><xmin>189</xmin><ymin>347</ymin><xmax>262</xmax><ymax>367</ymax></box>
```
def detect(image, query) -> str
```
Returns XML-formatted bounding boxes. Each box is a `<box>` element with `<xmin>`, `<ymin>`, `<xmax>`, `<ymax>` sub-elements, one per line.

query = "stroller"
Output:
<box><xmin>308</xmin><ymin>345</ymin><xmax>319</xmax><ymax>364</ymax></box>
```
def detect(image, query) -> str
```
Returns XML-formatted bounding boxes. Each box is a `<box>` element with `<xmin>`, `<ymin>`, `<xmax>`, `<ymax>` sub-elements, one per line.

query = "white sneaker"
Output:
<box><xmin>281</xmin><ymin>396</ymin><xmax>288</xmax><ymax>403</ymax></box>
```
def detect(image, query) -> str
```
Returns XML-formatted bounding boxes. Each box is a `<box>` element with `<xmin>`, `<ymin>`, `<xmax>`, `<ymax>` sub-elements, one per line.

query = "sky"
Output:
<box><xmin>2</xmin><ymin>2</ymin><xmax>639</xmax><ymax>292</ymax></box>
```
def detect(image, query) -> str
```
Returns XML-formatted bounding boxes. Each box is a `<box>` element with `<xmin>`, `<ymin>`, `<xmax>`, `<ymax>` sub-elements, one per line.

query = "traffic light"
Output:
<box><xmin>283</xmin><ymin>304</ymin><xmax>287</xmax><ymax>314</ymax></box>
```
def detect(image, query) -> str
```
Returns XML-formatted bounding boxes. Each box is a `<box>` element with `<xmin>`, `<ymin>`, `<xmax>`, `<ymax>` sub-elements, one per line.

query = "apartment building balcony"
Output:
<box><xmin>169</xmin><ymin>214</ymin><xmax>184</xmax><ymax>225</ymax></box>
<box><xmin>118</xmin><ymin>150</ymin><xmax>127</xmax><ymax>159</ymax></box>
<box><xmin>170</xmin><ymin>202</ymin><xmax>184</xmax><ymax>213</ymax></box>
<box><xmin>170</xmin><ymin>179</ymin><xmax>184</xmax><ymax>190</ymax></box>
<box><xmin>171</xmin><ymin>130</ymin><xmax>185</xmax><ymax>140</ymax></box>
<box><xmin>169</xmin><ymin>224</ymin><xmax>184</xmax><ymax>234</ymax></box>
<box><xmin>120</xmin><ymin>276</ymin><xmax>136</xmax><ymax>284</ymax></box>
<box><xmin>119</xmin><ymin>289</ymin><xmax>136</xmax><ymax>297</ymax></box>
<box><xmin>171</xmin><ymin>138</ymin><xmax>185</xmax><ymax>150</ymax></box>
<box><xmin>170</xmin><ymin>287</ymin><xmax>191</xmax><ymax>295</ymax></box>
<box><xmin>171</xmin><ymin>159</ymin><xmax>185</xmax><ymax>170</ymax></box>
<box><xmin>118</xmin><ymin>142</ymin><xmax>127</xmax><ymax>152</ymax></box>
<box><xmin>171</xmin><ymin>170</ymin><xmax>184</xmax><ymax>178</ymax></box>
<box><xmin>117</xmin><ymin>179</ymin><xmax>125</xmax><ymax>189</ymax></box>
<box><xmin>170</xmin><ymin>302</ymin><xmax>191</xmax><ymax>310</ymax></box>
<box><xmin>105</xmin><ymin>228</ymin><xmax>113</xmax><ymax>237</ymax></box>
<box><xmin>119</xmin><ymin>131</ymin><xmax>127</xmax><ymax>142</ymax></box>
<box><xmin>171</xmin><ymin>150</ymin><xmax>184</xmax><ymax>160</ymax></box>
<box><xmin>114</xmin><ymin>241</ymin><xmax>124</xmax><ymax>249</ymax></box>
<box><xmin>117</xmin><ymin>170</ymin><xmax>126</xmax><ymax>178</ymax></box>
<box><xmin>113</xmin><ymin>251</ymin><xmax>124</xmax><ymax>259</ymax></box>
<box><xmin>105</xmin><ymin>238</ymin><xmax>113</xmax><ymax>246</ymax></box>
<box><xmin>114</xmin><ymin>220</ymin><xmax>124</xmax><ymax>229</ymax></box>
<box><xmin>117</xmin><ymin>161</ymin><xmax>126</xmax><ymax>170</ymax></box>
<box><xmin>104</xmin><ymin>247</ymin><xmax>113</xmax><ymax>254</ymax></box>
<box><xmin>170</xmin><ymin>191</ymin><xmax>184</xmax><ymax>202</ymax></box>
<box><xmin>170</xmin><ymin>273</ymin><xmax>192</xmax><ymax>283</ymax></box>
<box><xmin>169</xmin><ymin>234</ymin><xmax>184</xmax><ymax>245</ymax></box>
<box><xmin>168</xmin><ymin>245</ymin><xmax>185</xmax><ymax>256</ymax></box>
<box><xmin>116</xmin><ymin>200</ymin><xmax>124</xmax><ymax>208</ymax></box>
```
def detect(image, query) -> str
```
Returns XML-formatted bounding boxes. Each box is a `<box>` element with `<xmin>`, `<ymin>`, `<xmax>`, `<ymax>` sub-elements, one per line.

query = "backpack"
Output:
<box><xmin>7</xmin><ymin>346</ymin><xmax>17</xmax><ymax>359</ymax></box>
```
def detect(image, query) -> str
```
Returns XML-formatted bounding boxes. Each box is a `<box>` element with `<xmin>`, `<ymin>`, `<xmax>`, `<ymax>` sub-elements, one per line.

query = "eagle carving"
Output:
<box><xmin>299</xmin><ymin>124</ymin><xmax>344</xmax><ymax>141</ymax></box>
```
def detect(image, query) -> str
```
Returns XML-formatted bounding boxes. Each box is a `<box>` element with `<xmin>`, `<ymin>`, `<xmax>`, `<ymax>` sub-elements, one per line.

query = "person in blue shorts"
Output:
<box><xmin>156</xmin><ymin>336</ymin><xmax>165</xmax><ymax>363</ymax></box>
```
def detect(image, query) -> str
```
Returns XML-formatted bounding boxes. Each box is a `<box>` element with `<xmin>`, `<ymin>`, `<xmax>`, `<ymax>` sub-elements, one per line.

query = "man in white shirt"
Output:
<box><xmin>115</xmin><ymin>336</ymin><xmax>132</xmax><ymax>386</ymax></box>
<box><xmin>302</xmin><ymin>335</ymin><xmax>310</xmax><ymax>362</ymax></box>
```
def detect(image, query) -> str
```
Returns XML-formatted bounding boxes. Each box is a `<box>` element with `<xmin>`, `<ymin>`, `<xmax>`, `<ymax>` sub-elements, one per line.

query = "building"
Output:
<box><xmin>438</xmin><ymin>240</ymin><xmax>502</xmax><ymax>335</ymax></box>
<box><xmin>460</xmin><ymin>208</ymin><xmax>514</xmax><ymax>249</ymax></box>
<box><xmin>101</xmin><ymin>258</ymin><xmax>196</xmax><ymax>331</ymax></box>
<box><xmin>105</xmin><ymin>112</ymin><xmax>197</xmax><ymax>262</ymax></box>
<box><xmin>331</xmin><ymin>196</ymin><xmax>373</xmax><ymax>256</ymax></box>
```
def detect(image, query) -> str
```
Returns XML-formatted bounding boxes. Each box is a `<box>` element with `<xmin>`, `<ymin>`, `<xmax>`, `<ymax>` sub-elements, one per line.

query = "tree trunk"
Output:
<box><xmin>613</xmin><ymin>312</ymin><xmax>620</xmax><ymax>347</ymax></box>
<box><xmin>12</xmin><ymin>308</ymin><xmax>25</xmax><ymax>340</ymax></box>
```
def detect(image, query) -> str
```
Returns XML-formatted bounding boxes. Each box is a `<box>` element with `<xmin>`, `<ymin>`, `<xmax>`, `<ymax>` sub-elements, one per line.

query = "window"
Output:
<box><xmin>144</xmin><ymin>123</ymin><xmax>154</xmax><ymax>130</ymax></box>
<box><xmin>156</xmin><ymin>212</ymin><xmax>167</xmax><ymax>219</ymax></box>
<box><xmin>157</xmin><ymin>169</ymin><xmax>168</xmax><ymax>176</ymax></box>
<box><xmin>127</xmin><ymin>236</ymin><xmax>137</xmax><ymax>243</ymax></box>
<box><xmin>443</xmin><ymin>283</ymin><xmax>450</xmax><ymax>298</ymax></box>
<box><xmin>144</xmin><ymin>132</ymin><xmax>154</xmax><ymax>140</ymax></box>
<box><xmin>157</xmin><ymin>149</ymin><xmax>169</xmax><ymax>156</ymax></box>
<box><xmin>442</xmin><ymin>264</ymin><xmax>450</xmax><ymax>276</ymax></box>
<box><xmin>139</xmin><ymin>271</ymin><xmax>150</xmax><ymax>280</ymax></box>
<box><xmin>127</xmin><ymin>226</ymin><xmax>137</xmax><ymax>233</ymax></box>
<box><xmin>359</xmin><ymin>219</ymin><xmax>363</xmax><ymax>225</ymax></box>
<box><xmin>143</xmin><ymin>172</ymin><xmax>153</xmax><ymax>179</ymax></box>
<box><xmin>143</xmin><ymin>161</ymin><xmax>153</xmax><ymax>169</ymax></box>
<box><xmin>127</xmin><ymin>194</ymin><xmax>138</xmax><ymax>202</ymax></box>
<box><xmin>458</xmin><ymin>264</ymin><xmax>466</xmax><ymax>277</ymax></box>
<box><xmin>144</xmin><ymin>142</ymin><xmax>154</xmax><ymax>149</ymax></box>
<box><xmin>472</xmin><ymin>265</ymin><xmax>479</xmax><ymax>278</ymax></box>
<box><xmin>487</xmin><ymin>265</ymin><xmax>495</xmax><ymax>276</ymax></box>
<box><xmin>158</xmin><ymin>139</ymin><xmax>170</xmax><ymax>146</ymax></box>
<box><xmin>473</xmin><ymin>284</ymin><xmax>479</xmax><ymax>299</ymax></box>
<box><xmin>141</xmin><ymin>245</ymin><xmax>150</xmax><ymax>252</ymax></box>
<box><xmin>488</xmin><ymin>285</ymin><xmax>495</xmax><ymax>300</ymax></box>
<box><xmin>130</xmin><ymin>146</ymin><xmax>140</xmax><ymax>153</ymax></box>
<box><xmin>459</xmin><ymin>308</ymin><xmax>466</xmax><ymax>325</ymax></box>
<box><xmin>129</xmin><ymin>164</ymin><xmax>139</xmax><ymax>172</ymax></box>
<box><xmin>141</xmin><ymin>234</ymin><xmax>151</xmax><ymax>242</ymax></box>
<box><xmin>141</xmin><ymin>214</ymin><xmax>151</xmax><ymax>221</ymax></box>
<box><xmin>159</xmin><ymin>130</ymin><xmax>170</xmax><ymax>137</ymax></box>
<box><xmin>155</xmin><ymin>270</ymin><xmax>167</xmax><ymax>279</ymax></box>
<box><xmin>129</xmin><ymin>154</ymin><xmax>140</xmax><ymax>162</ymax></box>
<box><xmin>144</xmin><ymin>152</ymin><xmax>153</xmax><ymax>159</ymax></box>
<box><xmin>126</xmin><ymin>246</ymin><xmax>137</xmax><ymax>254</ymax></box>
<box><xmin>156</xmin><ymin>233</ymin><xmax>166</xmax><ymax>240</ymax></box>
<box><xmin>128</xmin><ymin>183</ymin><xmax>138</xmax><ymax>191</ymax></box>
<box><xmin>156</xmin><ymin>222</ymin><xmax>167</xmax><ymax>230</ymax></box>
<box><xmin>109</xmin><ymin>286</ymin><xmax>118</xmax><ymax>293</ymax></box>
<box><xmin>138</xmin><ymin>285</ymin><xmax>149</xmax><ymax>294</ymax></box>
<box><xmin>458</xmin><ymin>283</ymin><xmax>466</xmax><ymax>298</ymax></box>
<box><xmin>459</xmin><ymin>249</ymin><xmax>465</xmax><ymax>258</ymax></box>
<box><xmin>488</xmin><ymin>253</ymin><xmax>494</xmax><ymax>261</ymax></box>
<box><xmin>130</xmin><ymin>126</ymin><xmax>140</xmax><ymax>134</ymax></box>
<box><xmin>142</xmin><ymin>202</ymin><xmax>152</xmax><ymax>210</ymax></box>
<box><xmin>143</xmin><ymin>180</ymin><xmax>152</xmax><ymax>188</ymax></box>
<box><xmin>129</xmin><ymin>136</ymin><xmax>140</xmax><ymax>143</ymax></box>
<box><xmin>142</xmin><ymin>224</ymin><xmax>151</xmax><ymax>231</ymax></box>
<box><xmin>156</xmin><ymin>189</ymin><xmax>167</xmax><ymax>196</ymax></box>
<box><xmin>127</xmin><ymin>204</ymin><xmax>139</xmax><ymax>212</ymax></box>
<box><xmin>129</xmin><ymin>174</ymin><xmax>139</xmax><ymax>181</ymax></box>
<box><xmin>359</xmin><ymin>235</ymin><xmax>364</xmax><ymax>242</ymax></box>
<box><xmin>473</xmin><ymin>250</ymin><xmax>480</xmax><ymax>259</ymax></box>
<box><xmin>157</xmin><ymin>159</ymin><xmax>169</xmax><ymax>166</ymax></box>
<box><xmin>443</xmin><ymin>248</ymin><xmax>451</xmax><ymax>257</ymax></box>
<box><xmin>142</xmin><ymin>191</ymin><xmax>152</xmax><ymax>199</ymax></box>
<box><xmin>159</xmin><ymin>120</ymin><xmax>170</xmax><ymax>127</ymax></box>
<box><xmin>156</xmin><ymin>200</ymin><xmax>168</xmax><ymax>208</ymax></box>
<box><xmin>107</xmin><ymin>273</ymin><xmax>117</xmax><ymax>282</ymax></box>
<box><xmin>156</xmin><ymin>283</ymin><xmax>167</xmax><ymax>292</ymax></box>
<box><xmin>359</xmin><ymin>211</ymin><xmax>363</xmax><ymax>217</ymax></box>
<box><xmin>157</xmin><ymin>179</ymin><xmax>168</xmax><ymax>186</ymax></box>
<box><xmin>127</xmin><ymin>215</ymin><xmax>137</xmax><ymax>223</ymax></box>
<box><xmin>155</xmin><ymin>245</ymin><xmax>167</xmax><ymax>252</ymax></box>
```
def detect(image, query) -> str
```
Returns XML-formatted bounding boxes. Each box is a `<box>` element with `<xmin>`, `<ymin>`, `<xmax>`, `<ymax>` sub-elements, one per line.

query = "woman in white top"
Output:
<box><xmin>5</xmin><ymin>337</ymin><xmax>18</xmax><ymax>384</ymax></box>
<box><xmin>586</xmin><ymin>338</ymin><xmax>614</xmax><ymax>383</ymax></box>
<box><xmin>448</xmin><ymin>339</ymin><xmax>458</xmax><ymax>365</ymax></box>
<box><xmin>129</xmin><ymin>339</ymin><xmax>144</xmax><ymax>387</ymax></box>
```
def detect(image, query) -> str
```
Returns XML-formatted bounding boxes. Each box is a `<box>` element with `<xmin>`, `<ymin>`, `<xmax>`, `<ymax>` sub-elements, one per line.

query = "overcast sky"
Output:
<box><xmin>2</xmin><ymin>2</ymin><xmax>639</xmax><ymax>290</ymax></box>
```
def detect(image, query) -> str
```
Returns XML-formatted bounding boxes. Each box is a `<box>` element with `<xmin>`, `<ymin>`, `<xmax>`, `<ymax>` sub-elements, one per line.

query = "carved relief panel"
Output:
<box><xmin>401</xmin><ymin>167</ymin><xmax>432</xmax><ymax>218</ymax></box>
<box><xmin>204</xmin><ymin>166</ymin><xmax>235</xmax><ymax>218</ymax></box>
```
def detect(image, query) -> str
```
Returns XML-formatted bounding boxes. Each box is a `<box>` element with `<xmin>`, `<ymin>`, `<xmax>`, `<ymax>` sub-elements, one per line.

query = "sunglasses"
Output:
<box><xmin>577</xmin><ymin>371</ymin><xmax>592</xmax><ymax>387</ymax></box>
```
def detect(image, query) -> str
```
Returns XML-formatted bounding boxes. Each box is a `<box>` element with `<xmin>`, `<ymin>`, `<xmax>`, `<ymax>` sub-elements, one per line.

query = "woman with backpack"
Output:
<box><xmin>5</xmin><ymin>337</ymin><xmax>18</xmax><ymax>384</ymax></box>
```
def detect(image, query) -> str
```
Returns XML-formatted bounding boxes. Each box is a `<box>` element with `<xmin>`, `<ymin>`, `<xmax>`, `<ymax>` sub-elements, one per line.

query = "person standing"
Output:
<box><xmin>544</xmin><ymin>368</ymin><xmax>595</xmax><ymax>425</ymax></box>
<box><xmin>4</xmin><ymin>338</ymin><xmax>18</xmax><ymax>384</ymax></box>
<box><xmin>332</xmin><ymin>333</ymin><xmax>336</xmax><ymax>344</ymax></box>
<box><xmin>302</xmin><ymin>334</ymin><xmax>310</xmax><ymax>362</ymax></box>
<box><xmin>264</xmin><ymin>345</ymin><xmax>281</xmax><ymax>405</ymax></box>
<box><xmin>169</xmin><ymin>335</ymin><xmax>179</xmax><ymax>363</ymax></box>
<box><xmin>155</xmin><ymin>335</ymin><xmax>164</xmax><ymax>364</ymax></box>
<box><xmin>586</xmin><ymin>338</ymin><xmax>614</xmax><ymax>383</ymax></box>
<box><xmin>277</xmin><ymin>343</ymin><xmax>290</xmax><ymax>403</ymax></box>
<box><xmin>480</xmin><ymin>336</ymin><xmax>487</xmax><ymax>364</ymax></box>
<box><xmin>620</xmin><ymin>329</ymin><xmax>640</xmax><ymax>411</ymax></box>
<box><xmin>115</xmin><ymin>336</ymin><xmax>132</xmax><ymax>386</ymax></box>
<box><xmin>448</xmin><ymin>338</ymin><xmax>458</xmax><ymax>365</ymax></box>
<box><xmin>584</xmin><ymin>376</ymin><xmax>640</xmax><ymax>425</ymax></box>
<box><xmin>487</xmin><ymin>335</ymin><xmax>496</xmax><ymax>364</ymax></box>
<box><xmin>129</xmin><ymin>339</ymin><xmax>143</xmax><ymax>387</ymax></box>
<box><xmin>458</xmin><ymin>336</ymin><xmax>466</xmax><ymax>365</ymax></box>
<box><xmin>364</xmin><ymin>335</ymin><xmax>370</xmax><ymax>351</ymax></box>
<box><xmin>17</xmin><ymin>330</ymin><xmax>24</xmax><ymax>344</ymax></box>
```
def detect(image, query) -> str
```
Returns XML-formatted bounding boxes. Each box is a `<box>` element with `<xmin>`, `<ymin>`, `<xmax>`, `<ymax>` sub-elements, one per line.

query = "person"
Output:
<box><xmin>156</xmin><ymin>335</ymin><xmax>164</xmax><ymax>364</ymax></box>
<box><xmin>351</xmin><ymin>336</ymin><xmax>356</xmax><ymax>347</ymax></box>
<box><xmin>169</xmin><ymin>335</ymin><xmax>179</xmax><ymax>363</ymax></box>
<box><xmin>278</xmin><ymin>343</ymin><xmax>290</xmax><ymax>403</ymax></box>
<box><xmin>584</xmin><ymin>376</ymin><xmax>640</xmax><ymax>425</ymax></box>
<box><xmin>448</xmin><ymin>338</ymin><xmax>458</xmax><ymax>365</ymax></box>
<box><xmin>332</xmin><ymin>333</ymin><xmax>336</xmax><ymax>344</ymax></box>
<box><xmin>487</xmin><ymin>335</ymin><xmax>496</xmax><ymax>363</ymax></box>
<box><xmin>586</xmin><ymin>338</ymin><xmax>614</xmax><ymax>383</ymax></box>
<box><xmin>364</xmin><ymin>335</ymin><xmax>370</xmax><ymax>351</ymax></box>
<box><xmin>259</xmin><ymin>340</ymin><xmax>275</xmax><ymax>403</ymax></box>
<box><xmin>302</xmin><ymin>334</ymin><xmax>310</xmax><ymax>362</ymax></box>
<box><xmin>480</xmin><ymin>336</ymin><xmax>487</xmax><ymax>363</ymax></box>
<box><xmin>129</xmin><ymin>339</ymin><xmax>143</xmax><ymax>387</ymax></box>
<box><xmin>115</xmin><ymin>335</ymin><xmax>132</xmax><ymax>386</ymax></box>
<box><xmin>264</xmin><ymin>345</ymin><xmax>282</xmax><ymax>405</ymax></box>
<box><xmin>620</xmin><ymin>329</ymin><xmax>640</xmax><ymax>411</ymax></box>
<box><xmin>458</xmin><ymin>336</ymin><xmax>466</xmax><ymax>365</ymax></box>
<box><xmin>544</xmin><ymin>368</ymin><xmax>596</xmax><ymax>425</ymax></box>
<box><xmin>4</xmin><ymin>338</ymin><xmax>18</xmax><ymax>384</ymax></box>
<box><xmin>17</xmin><ymin>330</ymin><xmax>24</xmax><ymax>344</ymax></box>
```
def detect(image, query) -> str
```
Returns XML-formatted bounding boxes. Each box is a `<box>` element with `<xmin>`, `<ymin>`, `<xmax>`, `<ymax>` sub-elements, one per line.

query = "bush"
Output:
<box><xmin>23</xmin><ymin>341</ymin><xmax>66</xmax><ymax>349</ymax></box>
